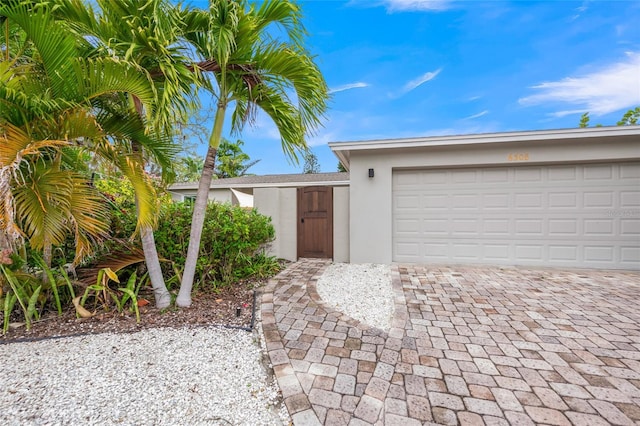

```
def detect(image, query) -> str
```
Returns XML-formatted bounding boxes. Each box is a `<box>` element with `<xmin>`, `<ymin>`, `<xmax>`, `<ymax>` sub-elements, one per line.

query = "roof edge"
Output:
<box><xmin>328</xmin><ymin>125</ymin><xmax>640</xmax><ymax>152</ymax></box>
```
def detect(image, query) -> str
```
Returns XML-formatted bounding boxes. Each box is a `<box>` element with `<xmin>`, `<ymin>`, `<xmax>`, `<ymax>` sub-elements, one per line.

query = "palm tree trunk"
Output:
<box><xmin>42</xmin><ymin>236</ymin><xmax>52</xmax><ymax>285</ymax></box>
<box><xmin>130</xmin><ymin>95</ymin><xmax>171</xmax><ymax>309</ymax></box>
<box><xmin>176</xmin><ymin>105</ymin><xmax>225</xmax><ymax>307</ymax></box>
<box><xmin>140</xmin><ymin>225</ymin><xmax>171</xmax><ymax>308</ymax></box>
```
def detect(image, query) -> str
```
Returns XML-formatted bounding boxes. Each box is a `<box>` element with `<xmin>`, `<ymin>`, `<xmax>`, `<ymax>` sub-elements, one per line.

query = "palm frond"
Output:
<box><xmin>12</xmin><ymin>161</ymin><xmax>74</xmax><ymax>250</ymax></box>
<box><xmin>1</xmin><ymin>0</ymin><xmax>79</xmax><ymax>99</ymax></box>
<box><xmin>67</xmin><ymin>174</ymin><xmax>111</xmax><ymax>263</ymax></box>
<box><xmin>76</xmin><ymin>247</ymin><xmax>147</xmax><ymax>286</ymax></box>
<box><xmin>93</xmin><ymin>141</ymin><xmax>158</xmax><ymax>232</ymax></box>
<box><xmin>0</xmin><ymin>123</ymin><xmax>70</xmax><ymax>168</ymax></box>
<box><xmin>250</xmin><ymin>84</ymin><xmax>306</xmax><ymax>162</ymax></box>
<box><xmin>253</xmin><ymin>0</ymin><xmax>304</xmax><ymax>48</ymax></box>
<box><xmin>256</xmin><ymin>43</ymin><xmax>328</xmax><ymax>132</ymax></box>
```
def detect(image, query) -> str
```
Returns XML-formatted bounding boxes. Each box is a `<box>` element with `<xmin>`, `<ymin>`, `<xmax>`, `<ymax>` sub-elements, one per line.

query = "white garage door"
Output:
<box><xmin>392</xmin><ymin>162</ymin><xmax>640</xmax><ymax>269</ymax></box>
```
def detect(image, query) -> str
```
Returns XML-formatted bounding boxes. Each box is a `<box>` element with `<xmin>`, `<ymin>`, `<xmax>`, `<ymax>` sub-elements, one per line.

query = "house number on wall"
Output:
<box><xmin>507</xmin><ymin>153</ymin><xmax>529</xmax><ymax>161</ymax></box>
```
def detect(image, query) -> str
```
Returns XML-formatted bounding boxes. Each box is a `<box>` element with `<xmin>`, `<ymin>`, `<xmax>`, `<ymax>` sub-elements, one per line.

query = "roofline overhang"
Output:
<box><xmin>169</xmin><ymin>180</ymin><xmax>350</xmax><ymax>191</ymax></box>
<box><xmin>329</xmin><ymin>126</ymin><xmax>640</xmax><ymax>170</ymax></box>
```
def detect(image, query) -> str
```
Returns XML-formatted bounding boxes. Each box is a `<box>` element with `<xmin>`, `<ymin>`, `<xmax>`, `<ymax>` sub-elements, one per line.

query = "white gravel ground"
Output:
<box><xmin>0</xmin><ymin>262</ymin><xmax>394</xmax><ymax>425</ymax></box>
<box><xmin>316</xmin><ymin>263</ymin><xmax>393</xmax><ymax>331</ymax></box>
<box><xmin>0</xmin><ymin>327</ymin><xmax>289</xmax><ymax>426</ymax></box>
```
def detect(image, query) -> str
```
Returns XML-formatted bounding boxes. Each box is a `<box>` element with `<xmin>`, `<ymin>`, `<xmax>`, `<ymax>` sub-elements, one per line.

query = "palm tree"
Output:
<box><xmin>54</xmin><ymin>0</ymin><xmax>199</xmax><ymax>308</ymax></box>
<box><xmin>0</xmin><ymin>2</ymin><xmax>167</xmax><ymax>279</ymax></box>
<box><xmin>215</xmin><ymin>138</ymin><xmax>259</xmax><ymax>178</ymax></box>
<box><xmin>176</xmin><ymin>0</ymin><xmax>329</xmax><ymax>307</ymax></box>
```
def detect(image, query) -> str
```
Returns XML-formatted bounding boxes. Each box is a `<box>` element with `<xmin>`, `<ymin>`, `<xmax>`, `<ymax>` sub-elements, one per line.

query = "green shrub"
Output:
<box><xmin>154</xmin><ymin>202</ymin><xmax>276</xmax><ymax>288</ymax></box>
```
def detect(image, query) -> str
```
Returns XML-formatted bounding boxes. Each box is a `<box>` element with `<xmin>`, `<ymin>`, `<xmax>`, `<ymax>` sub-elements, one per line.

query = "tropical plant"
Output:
<box><xmin>175</xmin><ymin>155</ymin><xmax>205</xmax><ymax>182</ymax></box>
<box><xmin>176</xmin><ymin>0</ymin><xmax>329</xmax><ymax>306</ymax></box>
<box><xmin>153</xmin><ymin>201</ymin><xmax>276</xmax><ymax>288</ymax></box>
<box><xmin>1</xmin><ymin>265</ymin><xmax>42</xmax><ymax>333</ymax></box>
<box><xmin>54</xmin><ymin>0</ymin><xmax>200</xmax><ymax>308</ymax></box>
<box><xmin>76</xmin><ymin>268</ymin><xmax>142</xmax><ymax>322</ymax></box>
<box><xmin>0</xmin><ymin>1</ymin><xmax>162</xmax><ymax>270</ymax></box>
<box><xmin>215</xmin><ymin>138</ymin><xmax>260</xmax><ymax>178</ymax></box>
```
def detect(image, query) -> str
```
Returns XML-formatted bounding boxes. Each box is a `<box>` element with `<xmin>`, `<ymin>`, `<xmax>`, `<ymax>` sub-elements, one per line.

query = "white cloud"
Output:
<box><xmin>519</xmin><ymin>52</ymin><xmax>640</xmax><ymax>116</ymax></box>
<box><xmin>462</xmin><ymin>110</ymin><xmax>489</xmax><ymax>120</ymax></box>
<box><xmin>383</xmin><ymin>0</ymin><xmax>453</xmax><ymax>12</ymax></box>
<box><xmin>401</xmin><ymin>68</ymin><xmax>442</xmax><ymax>94</ymax></box>
<box><xmin>329</xmin><ymin>82</ymin><xmax>370</xmax><ymax>94</ymax></box>
<box><xmin>569</xmin><ymin>0</ymin><xmax>590</xmax><ymax>21</ymax></box>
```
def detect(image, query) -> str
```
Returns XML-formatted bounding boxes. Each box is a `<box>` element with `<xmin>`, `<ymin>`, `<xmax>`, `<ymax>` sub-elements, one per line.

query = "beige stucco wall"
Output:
<box><xmin>169</xmin><ymin>188</ymin><xmax>232</xmax><ymax>204</ymax></box>
<box><xmin>254</xmin><ymin>185</ymin><xmax>349</xmax><ymax>262</ymax></box>
<box><xmin>254</xmin><ymin>187</ymin><xmax>297</xmax><ymax>261</ymax></box>
<box><xmin>348</xmin><ymin>136</ymin><xmax>640</xmax><ymax>264</ymax></box>
<box><xmin>171</xmin><ymin>184</ymin><xmax>349</xmax><ymax>262</ymax></box>
<box><xmin>333</xmin><ymin>186</ymin><xmax>350</xmax><ymax>263</ymax></box>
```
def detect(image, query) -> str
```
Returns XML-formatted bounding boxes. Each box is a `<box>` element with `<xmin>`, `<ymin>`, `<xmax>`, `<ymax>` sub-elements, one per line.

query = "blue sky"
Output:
<box><xmin>190</xmin><ymin>0</ymin><xmax>640</xmax><ymax>175</ymax></box>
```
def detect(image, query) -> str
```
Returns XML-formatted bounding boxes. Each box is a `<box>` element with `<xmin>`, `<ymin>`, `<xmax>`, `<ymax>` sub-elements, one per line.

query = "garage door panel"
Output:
<box><xmin>548</xmin><ymin>166</ymin><xmax>577</xmax><ymax>181</ymax></box>
<box><xmin>395</xmin><ymin>218</ymin><xmax>420</xmax><ymax>235</ymax></box>
<box><xmin>395</xmin><ymin>242</ymin><xmax>420</xmax><ymax>258</ymax></box>
<box><xmin>452</xmin><ymin>243</ymin><xmax>481</xmax><ymax>259</ymax></box>
<box><xmin>484</xmin><ymin>244</ymin><xmax>510</xmax><ymax>260</ymax></box>
<box><xmin>515</xmin><ymin>219</ymin><xmax>544</xmax><ymax>235</ymax></box>
<box><xmin>515</xmin><ymin>245</ymin><xmax>544</xmax><ymax>261</ymax></box>
<box><xmin>393</xmin><ymin>162</ymin><xmax>640</xmax><ymax>269</ymax></box>
<box><xmin>484</xmin><ymin>219</ymin><xmax>511</xmax><ymax>235</ymax></box>
<box><xmin>452</xmin><ymin>194</ymin><xmax>479</xmax><ymax>209</ymax></box>
<box><xmin>549</xmin><ymin>192</ymin><xmax>578</xmax><ymax>208</ymax></box>
<box><xmin>584</xmin><ymin>219</ymin><xmax>614</xmax><ymax>236</ymax></box>
<box><xmin>584</xmin><ymin>164</ymin><xmax>614</xmax><ymax>180</ymax></box>
<box><xmin>395</xmin><ymin>194</ymin><xmax>420</xmax><ymax>210</ymax></box>
<box><xmin>515</xmin><ymin>193</ymin><xmax>544</xmax><ymax>209</ymax></box>
<box><xmin>515</xmin><ymin>168</ymin><xmax>543</xmax><ymax>182</ymax></box>
<box><xmin>423</xmin><ymin>242</ymin><xmax>448</xmax><ymax>259</ymax></box>
<box><xmin>483</xmin><ymin>194</ymin><xmax>510</xmax><ymax>209</ymax></box>
<box><xmin>620</xmin><ymin>191</ymin><xmax>640</xmax><ymax>207</ymax></box>
<box><xmin>482</xmin><ymin>169</ymin><xmax>509</xmax><ymax>183</ymax></box>
<box><xmin>621</xmin><ymin>247</ymin><xmax>640</xmax><ymax>263</ymax></box>
<box><xmin>584</xmin><ymin>246</ymin><xmax>615</xmax><ymax>262</ymax></box>
<box><xmin>423</xmin><ymin>219</ymin><xmax>448</xmax><ymax>235</ymax></box>
<box><xmin>584</xmin><ymin>191</ymin><xmax>614</xmax><ymax>208</ymax></box>
<box><xmin>621</xmin><ymin>218</ymin><xmax>640</xmax><ymax>235</ymax></box>
<box><xmin>452</xmin><ymin>170</ymin><xmax>477</xmax><ymax>183</ymax></box>
<box><xmin>549</xmin><ymin>246</ymin><xmax>578</xmax><ymax>262</ymax></box>
<box><xmin>620</xmin><ymin>164</ymin><xmax>640</xmax><ymax>179</ymax></box>
<box><xmin>423</xmin><ymin>194</ymin><xmax>448</xmax><ymax>209</ymax></box>
<box><xmin>421</xmin><ymin>171</ymin><xmax>447</xmax><ymax>184</ymax></box>
<box><xmin>451</xmin><ymin>219</ymin><xmax>479</xmax><ymax>235</ymax></box>
<box><xmin>548</xmin><ymin>219</ymin><xmax>578</xmax><ymax>235</ymax></box>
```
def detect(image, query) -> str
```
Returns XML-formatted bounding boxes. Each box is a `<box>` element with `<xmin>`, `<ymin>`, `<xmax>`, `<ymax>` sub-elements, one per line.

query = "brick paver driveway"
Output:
<box><xmin>261</xmin><ymin>260</ymin><xmax>640</xmax><ymax>425</ymax></box>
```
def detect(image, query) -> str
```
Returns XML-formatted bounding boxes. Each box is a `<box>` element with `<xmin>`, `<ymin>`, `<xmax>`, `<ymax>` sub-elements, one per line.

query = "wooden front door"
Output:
<box><xmin>297</xmin><ymin>186</ymin><xmax>333</xmax><ymax>259</ymax></box>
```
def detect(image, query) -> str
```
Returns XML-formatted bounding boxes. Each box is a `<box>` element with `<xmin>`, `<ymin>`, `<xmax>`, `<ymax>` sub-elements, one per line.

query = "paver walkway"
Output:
<box><xmin>261</xmin><ymin>259</ymin><xmax>640</xmax><ymax>425</ymax></box>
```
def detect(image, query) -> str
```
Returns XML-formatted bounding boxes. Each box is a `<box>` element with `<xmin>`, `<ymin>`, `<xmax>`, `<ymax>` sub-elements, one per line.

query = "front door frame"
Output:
<box><xmin>297</xmin><ymin>186</ymin><xmax>333</xmax><ymax>259</ymax></box>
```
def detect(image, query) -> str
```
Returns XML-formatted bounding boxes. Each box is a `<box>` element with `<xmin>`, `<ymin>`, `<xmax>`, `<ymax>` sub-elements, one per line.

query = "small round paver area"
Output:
<box><xmin>261</xmin><ymin>259</ymin><xmax>640</xmax><ymax>425</ymax></box>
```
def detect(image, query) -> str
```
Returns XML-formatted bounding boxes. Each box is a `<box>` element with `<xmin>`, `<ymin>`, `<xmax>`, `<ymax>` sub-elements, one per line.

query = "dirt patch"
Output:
<box><xmin>1</xmin><ymin>280</ymin><xmax>261</xmax><ymax>343</ymax></box>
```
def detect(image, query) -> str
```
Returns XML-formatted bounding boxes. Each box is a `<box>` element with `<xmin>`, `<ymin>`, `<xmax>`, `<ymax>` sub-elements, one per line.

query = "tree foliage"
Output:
<box><xmin>1</xmin><ymin>0</ymin><xmax>329</xmax><ymax>311</ymax></box>
<box><xmin>0</xmin><ymin>0</ymin><xmax>165</xmax><ymax>266</ymax></box>
<box><xmin>579</xmin><ymin>107</ymin><xmax>640</xmax><ymax>128</ymax></box>
<box><xmin>303</xmin><ymin>150</ymin><xmax>320</xmax><ymax>174</ymax></box>
<box><xmin>176</xmin><ymin>0</ymin><xmax>329</xmax><ymax>307</ymax></box>
<box><xmin>215</xmin><ymin>138</ymin><xmax>259</xmax><ymax>178</ymax></box>
<box><xmin>617</xmin><ymin>107</ymin><xmax>640</xmax><ymax>126</ymax></box>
